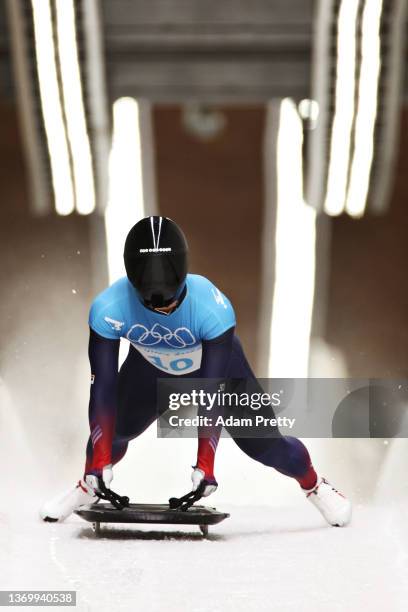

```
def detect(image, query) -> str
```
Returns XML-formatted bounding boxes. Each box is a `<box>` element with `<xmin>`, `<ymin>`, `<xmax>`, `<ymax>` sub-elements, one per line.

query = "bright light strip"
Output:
<box><xmin>105</xmin><ymin>98</ymin><xmax>145</xmax><ymax>284</ymax></box>
<box><xmin>31</xmin><ymin>0</ymin><xmax>74</xmax><ymax>215</ymax></box>
<box><xmin>346</xmin><ymin>0</ymin><xmax>383</xmax><ymax>217</ymax></box>
<box><xmin>268</xmin><ymin>99</ymin><xmax>316</xmax><ymax>377</ymax></box>
<box><xmin>55</xmin><ymin>0</ymin><xmax>95</xmax><ymax>215</ymax></box>
<box><xmin>324</xmin><ymin>0</ymin><xmax>359</xmax><ymax>216</ymax></box>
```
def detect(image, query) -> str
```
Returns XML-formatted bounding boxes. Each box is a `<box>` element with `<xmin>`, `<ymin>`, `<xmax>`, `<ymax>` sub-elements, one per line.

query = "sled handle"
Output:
<box><xmin>168</xmin><ymin>480</ymin><xmax>206</xmax><ymax>512</ymax></box>
<box><xmin>95</xmin><ymin>482</ymin><xmax>130</xmax><ymax>510</ymax></box>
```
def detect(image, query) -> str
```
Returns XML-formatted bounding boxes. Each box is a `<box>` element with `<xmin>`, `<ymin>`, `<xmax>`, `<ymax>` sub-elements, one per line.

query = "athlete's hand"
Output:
<box><xmin>191</xmin><ymin>468</ymin><xmax>218</xmax><ymax>497</ymax></box>
<box><xmin>85</xmin><ymin>464</ymin><xmax>113</xmax><ymax>492</ymax></box>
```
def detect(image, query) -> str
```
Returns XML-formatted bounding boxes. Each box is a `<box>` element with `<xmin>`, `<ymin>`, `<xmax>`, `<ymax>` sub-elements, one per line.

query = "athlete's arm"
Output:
<box><xmin>87</xmin><ymin>328</ymin><xmax>120</xmax><ymax>475</ymax></box>
<box><xmin>194</xmin><ymin>326</ymin><xmax>235</xmax><ymax>489</ymax></box>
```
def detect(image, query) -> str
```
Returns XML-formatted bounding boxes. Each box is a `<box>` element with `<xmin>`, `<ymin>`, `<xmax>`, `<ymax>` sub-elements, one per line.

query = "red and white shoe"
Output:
<box><xmin>40</xmin><ymin>480</ymin><xmax>97</xmax><ymax>522</ymax></box>
<box><xmin>305</xmin><ymin>477</ymin><xmax>352</xmax><ymax>527</ymax></box>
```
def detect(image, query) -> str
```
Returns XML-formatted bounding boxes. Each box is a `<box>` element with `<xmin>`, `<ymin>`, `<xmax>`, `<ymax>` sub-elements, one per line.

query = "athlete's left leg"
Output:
<box><xmin>225</xmin><ymin>336</ymin><xmax>317</xmax><ymax>490</ymax></box>
<box><xmin>233</xmin><ymin>436</ymin><xmax>318</xmax><ymax>490</ymax></box>
<box><xmin>224</xmin><ymin>336</ymin><xmax>352</xmax><ymax>525</ymax></box>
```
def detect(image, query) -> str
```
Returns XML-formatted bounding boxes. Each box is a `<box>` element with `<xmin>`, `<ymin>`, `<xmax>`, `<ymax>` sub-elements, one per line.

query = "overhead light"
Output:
<box><xmin>346</xmin><ymin>0</ymin><xmax>383</xmax><ymax>217</ymax></box>
<box><xmin>268</xmin><ymin>99</ymin><xmax>316</xmax><ymax>377</ymax></box>
<box><xmin>31</xmin><ymin>0</ymin><xmax>74</xmax><ymax>215</ymax></box>
<box><xmin>298</xmin><ymin>99</ymin><xmax>319</xmax><ymax>125</ymax></box>
<box><xmin>182</xmin><ymin>104</ymin><xmax>227</xmax><ymax>141</ymax></box>
<box><xmin>104</xmin><ymin>98</ymin><xmax>146</xmax><ymax>284</ymax></box>
<box><xmin>324</xmin><ymin>0</ymin><xmax>359</xmax><ymax>217</ymax></box>
<box><xmin>55</xmin><ymin>0</ymin><xmax>95</xmax><ymax>215</ymax></box>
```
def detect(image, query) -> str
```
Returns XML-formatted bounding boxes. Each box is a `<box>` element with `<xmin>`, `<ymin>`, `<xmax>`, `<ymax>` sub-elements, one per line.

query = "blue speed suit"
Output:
<box><xmin>85</xmin><ymin>274</ymin><xmax>317</xmax><ymax>490</ymax></box>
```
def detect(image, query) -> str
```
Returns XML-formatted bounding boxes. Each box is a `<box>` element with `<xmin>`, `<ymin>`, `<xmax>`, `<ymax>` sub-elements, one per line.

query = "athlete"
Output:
<box><xmin>40</xmin><ymin>216</ymin><xmax>351</xmax><ymax>527</ymax></box>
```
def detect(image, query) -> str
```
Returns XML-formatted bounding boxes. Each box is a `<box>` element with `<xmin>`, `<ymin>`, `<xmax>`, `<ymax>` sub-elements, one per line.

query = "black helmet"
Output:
<box><xmin>124</xmin><ymin>216</ymin><xmax>188</xmax><ymax>309</ymax></box>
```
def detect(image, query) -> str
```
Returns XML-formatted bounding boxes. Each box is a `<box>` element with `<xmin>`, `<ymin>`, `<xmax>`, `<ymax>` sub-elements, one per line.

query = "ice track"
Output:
<box><xmin>1</xmin><ymin>500</ymin><xmax>407</xmax><ymax>612</ymax></box>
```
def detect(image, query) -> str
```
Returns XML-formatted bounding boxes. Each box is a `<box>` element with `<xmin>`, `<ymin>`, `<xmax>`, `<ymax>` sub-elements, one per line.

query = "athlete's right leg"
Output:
<box><xmin>84</xmin><ymin>344</ymin><xmax>171</xmax><ymax>472</ymax></box>
<box><xmin>84</xmin><ymin>435</ymin><xmax>129</xmax><ymax>472</ymax></box>
<box><xmin>41</xmin><ymin>346</ymin><xmax>165</xmax><ymax>521</ymax></box>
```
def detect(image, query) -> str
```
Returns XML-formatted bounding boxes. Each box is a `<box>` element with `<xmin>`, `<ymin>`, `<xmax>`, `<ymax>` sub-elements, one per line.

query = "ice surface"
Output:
<box><xmin>1</xmin><ymin>498</ymin><xmax>407</xmax><ymax>612</ymax></box>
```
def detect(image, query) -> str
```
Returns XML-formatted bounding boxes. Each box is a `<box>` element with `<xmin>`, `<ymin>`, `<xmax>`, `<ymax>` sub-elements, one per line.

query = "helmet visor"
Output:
<box><xmin>126</xmin><ymin>252</ymin><xmax>187</xmax><ymax>307</ymax></box>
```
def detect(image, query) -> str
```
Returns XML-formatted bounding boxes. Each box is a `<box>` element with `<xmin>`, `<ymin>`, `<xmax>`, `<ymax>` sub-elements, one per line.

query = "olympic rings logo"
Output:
<box><xmin>127</xmin><ymin>323</ymin><xmax>196</xmax><ymax>349</ymax></box>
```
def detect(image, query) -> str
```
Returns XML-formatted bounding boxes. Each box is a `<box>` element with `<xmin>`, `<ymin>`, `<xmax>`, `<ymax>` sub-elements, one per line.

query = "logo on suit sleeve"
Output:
<box><xmin>104</xmin><ymin>316</ymin><xmax>125</xmax><ymax>331</ymax></box>
<box><xmin>211</xmin><ymin>288</ymin><xmax>228</xmax><ymax>309</ymax></box>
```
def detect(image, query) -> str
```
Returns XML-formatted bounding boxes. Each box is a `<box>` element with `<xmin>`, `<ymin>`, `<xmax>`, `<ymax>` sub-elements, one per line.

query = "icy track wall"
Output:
<box><xmin>0</xmin><ymin>211</ymin><xmax>95</xmax><ymax>509</ymax></box>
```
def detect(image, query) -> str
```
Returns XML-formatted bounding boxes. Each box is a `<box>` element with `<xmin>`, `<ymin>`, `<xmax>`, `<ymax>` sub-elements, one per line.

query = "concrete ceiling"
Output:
<box><xmin>100</xmin><ymin>0</ymin><xmax>314</xmax><ymax>102</ymax></box>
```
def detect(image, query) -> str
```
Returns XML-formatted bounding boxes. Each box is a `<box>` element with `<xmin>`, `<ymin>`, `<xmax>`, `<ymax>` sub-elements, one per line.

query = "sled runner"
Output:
<box><xmin>75</xmin><ymin>482</ymin><xmax>229</xmax><ymax>537</ymax></box>
<box><xmin>76</xmin><ymin>502</ymin><xmax>229</xmax><ymax>537</ymax></box>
